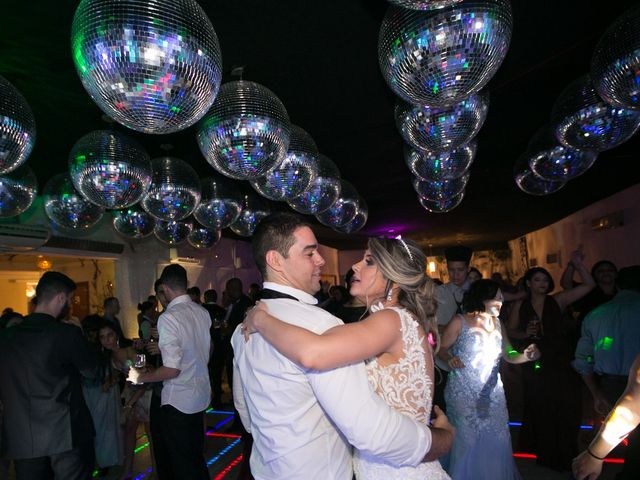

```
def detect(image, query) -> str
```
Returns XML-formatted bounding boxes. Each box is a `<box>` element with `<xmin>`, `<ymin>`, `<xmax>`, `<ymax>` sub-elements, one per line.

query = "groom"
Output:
<box><xmin>232</xmin><ymin>212</ymin><xmax>453</xmax><ymax>479</ymax></box>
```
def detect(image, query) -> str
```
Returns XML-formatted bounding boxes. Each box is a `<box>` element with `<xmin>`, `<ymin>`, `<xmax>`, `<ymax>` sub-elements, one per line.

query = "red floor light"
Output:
<box><xmin>213</xmin><ymin>454</ymin><xmax>243</xmax><ymax>480</ymax></box>
<box><xmin>206</xmin><ymin>431</ymin><xmax>242</xmax><ymax>439</ymax></box>
<box><xmin>512</xmin><ymin>453</ymin><xmax>624</xmax><ymax>464</ymax></box>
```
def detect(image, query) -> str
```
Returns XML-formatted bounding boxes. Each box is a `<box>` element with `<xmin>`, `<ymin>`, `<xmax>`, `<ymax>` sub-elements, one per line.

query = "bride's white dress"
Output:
<box><xmin>353</xmin><ymin>306</ymin><xmax>450</xmax><ymax>480</ymax></box>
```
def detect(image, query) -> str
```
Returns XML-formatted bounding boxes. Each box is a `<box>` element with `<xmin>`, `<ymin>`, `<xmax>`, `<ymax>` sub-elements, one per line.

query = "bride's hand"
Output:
<box><xmin>524</xmin><ymin>343</ymin><xmax>541</xmax><ymax>361</ymax></box>
<box><xmin>241</xmin><ymin>301</ymin><xmax>269</xmax><ymax>341</ymax></box>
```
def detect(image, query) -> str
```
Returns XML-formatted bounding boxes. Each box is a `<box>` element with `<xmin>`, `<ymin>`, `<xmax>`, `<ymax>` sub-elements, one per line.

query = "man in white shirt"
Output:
<box><xmin>232</xmin><ymin>212</ymin><xmax>453</xmax><ymax>479</ymax></box>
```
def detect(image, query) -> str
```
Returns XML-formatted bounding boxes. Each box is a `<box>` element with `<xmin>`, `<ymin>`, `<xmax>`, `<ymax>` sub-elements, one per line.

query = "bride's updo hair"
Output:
<box><xmin>368</xmin><ymin>237</ymin><xmax>439</xmax><ymax>351</ymax></box>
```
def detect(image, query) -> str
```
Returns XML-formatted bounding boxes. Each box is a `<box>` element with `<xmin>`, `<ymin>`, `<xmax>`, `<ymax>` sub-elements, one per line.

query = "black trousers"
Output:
<box><xmin>150</xmin><ymin>392</ymin><xmax>175</xmax><ymax>480</ymax></box>
<box><xmin>209</xmin><ymin>332</ymin><xmax>227</xmax><ymax>404</ymax></box>
<box><xmin>14</xmin><ymin>441</ymin><xmax>94</xmax><ymax>480</ymax></box>
<box><xmin>160</xmin><ymin>404</ymin><xmax>209</xmax><ymax>480</ymax></box>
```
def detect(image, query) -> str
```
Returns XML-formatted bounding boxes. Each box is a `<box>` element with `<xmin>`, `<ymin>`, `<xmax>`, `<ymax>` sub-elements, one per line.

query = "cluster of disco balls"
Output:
<box><xmin>515</xmin><ymin>5</ymin><xmax>640</xmax><ymax>195</ymax></box>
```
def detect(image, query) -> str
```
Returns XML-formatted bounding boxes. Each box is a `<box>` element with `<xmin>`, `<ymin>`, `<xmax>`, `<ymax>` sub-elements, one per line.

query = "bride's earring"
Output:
<box><xmin>386</xmin><ymin>287</ymin><xmax>393</xmax><ymax>302</ymax></box>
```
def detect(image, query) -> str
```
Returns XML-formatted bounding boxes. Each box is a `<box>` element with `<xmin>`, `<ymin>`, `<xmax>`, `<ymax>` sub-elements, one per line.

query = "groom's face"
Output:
<box><xmin>279</xmin><ymin>226</ymin><xmax>326</xmax><ymax>295</ymax></box>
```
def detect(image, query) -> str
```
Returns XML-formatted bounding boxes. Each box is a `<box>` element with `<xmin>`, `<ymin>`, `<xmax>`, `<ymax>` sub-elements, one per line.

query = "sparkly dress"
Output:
<box><xmin>444</xmin><ymin>315</ymin><xmax>521</xmax><ymax>480</ymax></box>
<box><xmin>353</xmin><ymin>305</ymin><xmax>450</xmax><ymax>480</ymax></box>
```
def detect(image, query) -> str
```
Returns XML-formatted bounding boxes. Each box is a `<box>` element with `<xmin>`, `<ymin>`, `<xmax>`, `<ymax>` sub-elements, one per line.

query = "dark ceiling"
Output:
<box><xmin>2</xmin><ymin>0</ymin><xmax>639</xmax><ymax>252</ymax></box>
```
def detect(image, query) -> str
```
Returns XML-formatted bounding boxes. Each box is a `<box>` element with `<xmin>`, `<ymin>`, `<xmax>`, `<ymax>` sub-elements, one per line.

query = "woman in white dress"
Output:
<box><xmin>244</xmin><ymin>236</ymin><xmax>451</xmax><ymax>479</ymax></box>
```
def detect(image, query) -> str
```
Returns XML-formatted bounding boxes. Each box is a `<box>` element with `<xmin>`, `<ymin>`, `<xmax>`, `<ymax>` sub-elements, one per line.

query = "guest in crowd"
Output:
<box><xmin>335</xmin><ymin>268</ymin><xmax>368</xmax><ymax>324</ymax></box>
<box><xmin>187</xmin><ymin>286</ymin><xmax>202</xmax><ymax>304</ymax></box>
<box><xmin>467</xmin><ymin>267</ymin><xmax>482</xmax><ymax>284</ymax></box>
<box><xmin>248</xmin><ymin>283</ymin><xmax>262</xmax><ymax>304</ymax></box>
<box><xmin>104</xmin><ymin>296</ymin><xmax>127</xmax><ymax>343</ymax></box>
<box><xmin>319</xmin><ymin>284</ymin><xmax>349</xmax><ymax>316</ymax></box>
<box><xmin>137</xmin><ymin>300</ymin><xmax>156</xmax><ymax>342</ymax></box>
<box><xmin>202</xmin><ymin>289</ymin><xmax>226</xmax><ymax>408</ymax></box>
<box><xmin>222</xmin><ymin>277</ymin><xmax>253</xmax><ymax>394</ymax></box>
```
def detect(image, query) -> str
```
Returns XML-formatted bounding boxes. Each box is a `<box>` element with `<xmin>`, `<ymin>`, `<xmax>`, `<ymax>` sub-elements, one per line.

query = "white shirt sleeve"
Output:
<box><xmin>158</xmin><ymin>313</ymin><xmax>182</xmax><ymax>370</ymax></box>
<box><xmin>232</xmin><ymin>329</ymin><xmax>252</xmax><ymax>433</ymax></box>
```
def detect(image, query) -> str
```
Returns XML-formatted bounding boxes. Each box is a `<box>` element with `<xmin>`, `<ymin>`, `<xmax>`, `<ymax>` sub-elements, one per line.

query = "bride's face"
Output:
<box><xmin>483</xmin><ymin>289</ymin><xmax>504</xmax><ymax>317</ymax></box>
<box><xmin>351</xmin><ymin>250</ymin><xmax>388</xmax><ymax>303</ymax></box>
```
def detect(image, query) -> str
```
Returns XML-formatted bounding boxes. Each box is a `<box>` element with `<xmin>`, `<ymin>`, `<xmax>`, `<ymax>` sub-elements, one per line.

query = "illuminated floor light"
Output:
<box><xmin>213</xmin><ymin>454</ymin><xmax>243</xmax><ymax>480</ymax></box>
<box><xmin>508</xmin><ymin>421</ymin><xmax>593</xmax><ymax>430</ymax></box>
<box><xmin>206</xmin><ymin>431</ymin><xmax>242</xmax><ymax>439</ymax></box>
<box><xmin>213</xmin><ymin>415</ymin><xmax>235</xmax><ymax>430</ymax></box>
<box><xmin>207</xmin><ymin>408</ymin><xmax>236</xmax><ymax>415</ymax></box>
<box><xmin>512</xmin><ymin>453</ymin><xmax>624</xmax><ymax>464</ymax></box>
<box><xmin>207</xmin><ymin>438</ymin><xmax>242</xmax><ymax>467</ymax></box>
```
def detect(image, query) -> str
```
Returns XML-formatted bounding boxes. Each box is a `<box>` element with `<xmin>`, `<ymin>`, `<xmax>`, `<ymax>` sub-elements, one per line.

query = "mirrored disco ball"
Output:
<box><xmin>387</xmin><ymin>0</ymin><xmax>463</xmax><ymax>11</ymax></box>
<box><xmin>71</xmin><ymin>0</ymin><xmax>222</xmax><ymax>134</ymax></box>
<box><xmin>69</xmin><ymin>130</ymin><xmax>152</xmax><ymax>209</ymax></box>
<box><xmin>230</xmin><ymin>192</ymin><xmax>271</xmax><ymax>237</ymax></box>
<box><xmin>0</xmin><ymin>164</ymin><xmax>37</xmax><ymax>217</ymax></box>
<box><xmin>405</xmin><ymin>141</ymin><xmax>476</xmax><ymax>181</ymax></box>
<box><xmin>379</xmin><ymin>1</ymin><xmax>512</xmax><ymax>107</ymax></box>
<box><xmin>396</xmin><ymin>93</ymin><xmax>488</xmax><ymax>153</ymax></box>
<box><xmin>0</xmin><ymin>75</ymin><xmax>36</xmax><ymax>175</ymax></box>
<box><xmin>287</xmin><ymin>154</ymin><xmax>341</xmax><ymax>214</ymax></box>
<box><xmin>334</xmin><ymin>198</ymin><xmax>368</xmax><ymax>234</ymax></box>
<box><xmin>43</xmin><ymin>173</ymin><xmax>105</xmax><ymax>229</ymax></box>
<box><xmin>552</xmin><ymin>75</ymin><xmax>640</xmax><ymax>152</ymax></box>
<box><xmin>412</xmin><ymin>172</ymin><xmax>469</xmax><ymax>201</ymax></box>
<box><xmin>514</xmin><ymin>155</ymin><xmax>565</xmax><ymax>196</ymax></box>
<box><xmin>112</xmin><ymin>205</ymin><xmax>156</xmax><ymax>239</ymax></box>
<box><xmin>141</xmin><ymin>157</ymin><xmax>201</xmax><ymax>221</ymax></box>
<box><xmin>194</xmin><ymin>176</ymin><xmax>242</xmax><ymax>229</ymax></box>
<box><xmin>188</xmin><ymin>225</ymin><xmax>221</xmax><ymax>249</ymax></box>
<box><xmin>316</xmin><ymin>180</ymin><xmax>359</xmax><ymax>228</ymax></box>
<box><xmin>591</xmin><ymin>5</ymin><xmax>640</xmax><ymax>109</ymax></box>
<box><xmin>154</xmin><ymin>219</ymin><xmax>193</xmax><ymax>245</ymax></box>
<box><xmin>419</xmin><ymin>190</ymin><xmax>464</xmax><ymax>213</ymax></box>
<box><xmin>251</xmin><ymin>125</ymin><xmax>319</xmax><ymax>201</ymax></box>
<box><xmin>197</xmin><ymin>80</ymin><xmax>291</xmax><ymax>179</ymax></box>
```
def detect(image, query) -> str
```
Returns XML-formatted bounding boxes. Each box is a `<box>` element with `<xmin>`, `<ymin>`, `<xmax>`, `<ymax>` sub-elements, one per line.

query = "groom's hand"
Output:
<box><xmin>423</xmin><ymin>406</ymin><xmax>454</xmax><ymax>462</ymax></box>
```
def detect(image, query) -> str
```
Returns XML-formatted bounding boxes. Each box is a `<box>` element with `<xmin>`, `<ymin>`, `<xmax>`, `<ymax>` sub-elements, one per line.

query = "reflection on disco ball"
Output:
<box><xmin>112</xmin><ymin>205</ymin><xmax>156</xmax><ymax>239</ymax></box>
<box><xmin>412</xmin><ymin>173</ymin><xmax>469</xmax><ymax>201</ymax></box>
<box><xmin>251</xmin><ymin>125</ymin><xmax>319</xmax><ymax>201</ymax></box>
<box><xmin>43</xmin><ymin>173</ymin><xmax>105</xmax><ymax>229</ymax></box>
<box><xmin>552</xmin><ymin>75</ymin><xmax>640</xmax><ymax>152</ymax></box>
<box><xmin>287</xmin><ymin>155</ymin><xmax>341</xmax><ymax>214</ymax></box>
<box><xmin>141</xmin><ymin>157</ymin><xmax>201</xmax><ymax>221</ymax></box>
<box><xmin>69</xmin><ymin>130</ymin><xmax>152</xmax><ymax>209</ymax></box>
<box><xmin>71</xmin><ymin>0</ymin><xmax>222</xmax><ymax>134</ymax></box>
<box><xmin>591</xmin><ymin>5</ymin><xmax>640</xmax><ymax>109</ymax></box>
<box><xmin>154</xmin><ymin>219</ymin><xmax>193</xmax><ymax>245</ymax></box>
<box><xmin>514</xmin><ymin>155</ymin><xmax>565</xmax><ymax>196</ymax></box>
<box><xmin>230</xmin><ymin>192</ymin><xmax>271</xmax><ymax>237</ymax></box>
<box><xmin>0</xmin><ymin>75</ymin><xmax>36</xmax><ymax>175</ymax></box>
<box><xmin>0</xmin><ymin>164</ymin><xmax>37</xmax><ymax>217</ymax></box>
<box><xmin>396</xmin><ymin>93</ymin><xmax>488</xmax><ymax>153</ymax></box>
<box><xmin>379</xmin><ymin>2</ymin><xmax>512</xmax><ymax>107</ymax></box>
<box><xmin>188</xmin><ymin>225</ymin><xmax>221</xmax><ymax>249</ymax></box>
<box><xmin>405</xmin><ymin>141</ymin><xmax>476</xmax><ymax>181</ymax></box>
<box><xmin>419</xmin><ymin>190</ymin><xmax>464</xmax><ymax>212</ymax></box>
<box><xmin>197</xmin><ymin>80</ymin><xmax>291</xmax><ymax>179</ymax></box>
<box><xmin>316</xmin><ymin>180</ymin><xmax>359</xmax><ymax>228</ymax></box>
<box><xmin>387</xmin><ymin>0</ymin><xmax>463</xmax><ymax>11</ymax></box>
<box><xmin>334</xmin><ymin>199</ymin><xmax>368</xmax><ymax>234</ymax></box>
<box><xmin>194</xmin><ymin>176</ymin><xmax>242</xmax><ymax>229</ymax></box>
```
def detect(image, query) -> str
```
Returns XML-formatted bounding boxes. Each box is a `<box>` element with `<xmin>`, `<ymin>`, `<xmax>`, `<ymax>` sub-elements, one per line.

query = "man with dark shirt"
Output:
<box><xmin>203</xmin><ymin>289</ymin><xmax>226</xmax><ymax>407</ymax></box>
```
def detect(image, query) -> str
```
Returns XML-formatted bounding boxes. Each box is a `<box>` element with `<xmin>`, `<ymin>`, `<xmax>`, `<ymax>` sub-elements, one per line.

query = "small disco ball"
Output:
<box><xmin>230</xmin><ymin>192</ymin><xmax>271</xmax><ymax>237</ymax></box>
<box><xmin>387</xmin><ymin>0</ymin><xmax>463</xmax><ymax>11</ymax></box>
<box><xmin>194</xmin><ymin>176</ymin><xmax>242</xmax><ymax>229</ymax></box>
<box><xmin>0</xmin><ymin>164</ymin><xmax>37</xmax><ymax>218</ymax></box>
<box><xmin>287</xmin><ymin>154</ymin><xmax>341</xmax><ymax>214</ymax></box>
<box><xmin>141</xmin><ymin>157</ymin><xmax>201</xmax><ymax>221</ymax></box>
<box><xmin>316</xmin><ymin>180</ymin><xmax>359</xmax><ymax>228</ymax></box>
<box><xmin>188</xmin><ymin>225</ymin><xmax>221</xmax><ymax>249</ymax></box>
<box><xmin>395</xmin><ymin>93</ymin><xmax>488</xmax><ymax>153</ymax></box>
<box><xmin>412</xmin><ymin>172</ymin><xmax>469</xmax><ymax>201</ymax></box>
<box><xmin>379</xmin><ymin>1</ymin><xmax>512</xmax><ymax>107</ymax></box>
<box><xmin>591</xmin><ymin>5</ymin><xmax>640</xmax><ymax>109</ymax></box>
<box><xmin>154</xmin><ymin>219</ymin><xmax>193</xmax><ymax>245</ymax></box>
<box><xmin>405</xmin><ymin>141</ymin><xmax>476</xmax><ymax>181</ymax></box>
<box><xmin>251</xmin><ymin>125</ymin><xmax>319</xmax><ymax>201</ymax></box>
<box><xmin>552</xmin><ymin>75</ymin><xmax>640</xmax><ymax>152</ymax></box>
<box><xmin>0</xmin><ymin>75</ymin><xmax>36</xmax><ymax>175</ymax></box>
<box><xmin>334</xmin><ymin>199</ymin><xmax>368</xmax><ymax>234</ymax></box>
<box><xmin>112</xmin><ymin>205</ymin><xmax>156</xmax><ymax>239</ymax></box>
<box><xmin>514</xmin><ymin>155</ymin><xmax>565</xmax><ymax>196</ymax></box>
<box><xmin>71</xmin><ymin>0</ymin><xmax>222</xmax><ymax>134</ymax></box>
<box><xmin>43</xmin><ymin>173</ymin><xmax>105</xmax><ymax>229</ymax></box>
<box><xmin>69</xmin><ymin>130</ymin><xmax>152</xmax><ymax>209</ymax></box>
<box><xmin>197</xmin><ymin>80</ymin><xmax>291</xmax><ymax>180</ymax></box>
<box><xmin>419</xmin><ymin>190</ymin><xmax>464</xmax><ymax>213</ymax></box>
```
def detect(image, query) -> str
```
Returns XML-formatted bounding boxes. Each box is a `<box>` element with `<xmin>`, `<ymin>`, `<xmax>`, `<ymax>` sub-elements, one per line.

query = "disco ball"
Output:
<box><xmin>412</xmin><ymin>172</ymin><xmax>469</xmax><ymax>201</ymax></box>
<box><xmin>316</xmin><ymin>180</ymin><xmax>359</xmax><ymax>228</ymax></box>
<box><xmin>154</xmin><ymin>219</ymin><xmax>193</xmax><ymax>245</ymax></box>
<box><xmin>71</xmin><ymin>0</ymin><xmax>222</xmax><ymax>134</ymax></box>
<box><xmin>334</xmin><ymin>198</ymin><xmax>368</xmax><ymax>234</ymax></box>
<box><xmin>112</xmin><ymin>205</ymin><xmax>156</xmax><ymax>239</ymax></box>
<box><xmin>230</xmin><ymin>192</ymin><xmax>271</xmax><ymax>237</ymax></box>
<box><xmin>194</xmin><ymin>176</ymin><xmax>242</xmax><ymax>229</ymax></box>
<box><xmin>197</xmin><ymin>80</ymin><xmax>291</xmax><ymax>179</ymax></box>
<box><xmin>395</xmin><ymin>93</ymin><xmax>488</xmax><ymax>153</ymax></box>
<box><xmin>287</xmin><ymin>154</ymin><xmax>341</xmax><ymax>214</ymax></box>
<box><xmin>379</xmin><ymin>1</ymin><xmax>512</xmax><ymax>107</ymax></box>
<box><xmin>387</xmin><ymin>0</ymin><xmax>463</xmax><ymax>11</ymax></box>
<box><xmin>141</xmin><ymin>157</ymin><xmax>201</xmax><ymax>221</ymax></box>
<box><xmin>0</xmin><ymin>75</ymin><xmax>36</xmax><ymax>175</ymax></box>
<box><xmin>188</xmin><ymin>225</ymin><xmax>221</xmax><ymax>249</ymax></box>
<box><xmin>552</xmin><ymin>75</ymin><xmax>640</xmax><ymax>152</ymax></box>
<box><xmin>251</xmin><ymin>125</ymin><xmax>319</xmax><ymax>201</ymax></box>
<box><xmin>419</xmin><ymin>190</ymin><xmax>464</xmax><ymax>213</ymax></box>
<box><xmin>405</xmin><ymin>141</ymin><xmax>476</xmax><ymax>181</ymax></box>
<box><xmin>591</xmin><ymin>5</ymin><xmax>640</xmax><ymax>109</ymax></box>
<box><xmin>43</xmin><ymin>173</ymin><xmax>105</xmax><ymax>229</ymax></box>
<box><xmin>514</xmin><ymin>155</ymin><xmax>565</xmax><ymax>196</ymax></box>
<box><xmin>68</xmin><ymin>130</ymin><xmax>152</xmax><ymax>209</ymax></box>
<box><xmin>0</xmin><ymin>164</ymin><xmax>37</xmax><ymax>218</ymax></box>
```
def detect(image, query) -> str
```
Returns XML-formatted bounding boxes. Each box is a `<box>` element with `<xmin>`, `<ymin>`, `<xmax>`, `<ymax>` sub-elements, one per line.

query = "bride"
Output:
<box><xmin>244</xmin><ymin>236</ymin><xmax>451</xmax><ymax>479</ymax></box>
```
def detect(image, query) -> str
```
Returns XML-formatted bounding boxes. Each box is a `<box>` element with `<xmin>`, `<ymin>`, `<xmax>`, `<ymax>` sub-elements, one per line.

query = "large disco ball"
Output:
<box><xmin>251</xmin><ymin>125</ymin><xmax>319</xmax><ymax>201</ymax></box>
<box><xmin>387</xmin><ymin>0</ymin><xmax>463</xmax><ymax>11</ymax></box>
<box><xmin>287</xmin><ymin>154</ymin><xmax>341</xmax><ymax>214</ymax></box>
<box><xmin>396</xmin><ymin>93</ymin><xmax>488</xmax><ymax>153</ymax></box>
<box><xmin>334</xmin><ymin>198</ymin><xmax>368</xmax><ymax>234</ymax></box>
<box><xmin>316</xmin><ymin>180</ymin><xmax>359</xmax><ymax>228</ymax></box>
<box><xmin>43</xmin><ymin>173</ymin><xmax>105</xmax><ymax>229</ymax></box>
<box><xmin>112</xmin><ymin>205</ymin><xmax>156</xmax><ymax>239</ymax></box>
<box><xmin>591</xmin><ymin>5</ymin><xmax>640</xmax><ymax>109</ymax></box>
<box><xmin>412</xmin><ymin>172</ymin><xmax>469</xmax><ymax>201</ymax></box>
<box><xmin>552</xmin><ymin>75</ymin><xmax>640</xmax><ymax>152</ymax></box>
<box><xmin>197</xmin><ymin>80</ymin><xmax>291</xmax><ymax>179</ymax></box>
<box><xmin>194</xmin><ymin>176</ymin><xmax>242</xmax><ymax>229</ymax></box>
<box><xmin>230</xmin><ymin>192</ymin><xmax>271</xmax><ymax>237</ymax></box>
<box><xmin>68</xmin><ymin>130</ymin><xmax>152</xmax><ymax>209</ymax></box>
<box><xmin>188</xmin><ymin>225</ymin><xmax>221</xmax><ymax>249</ymax></box>
<box><xmin>379</xmin><ymin>1</ymin><xmax>512</xmax><ymax>107</ymax></box>
<box><xmin>405</xmin><ymin>141</ymin><xmax>476</xmax><ymax>181</ymax></box>
<box><xmin>154</xmin><ymin>219</ymin><xmax>193</xmax><ymax>245</ymax></box>
<box><xmin>0</xmin><ymin>164</ymin><xmax>37</xmax><ymax>218</ymax></box>
<box><xmin>141</xmin><ymin>157</ymin><xmax>201</xmax><ymax>221</ymax></box>
<box><xmin>71</xmin><ymin>0</ymin><xmax>222</xmax><ymax>134</ymax></box>
<box><xmin>419</xmin><ymin>190</ymin><xmax>464</xmax><ymax>213</ymax></box>
<box><xmin>514</xmin><ymin>155</ymin><xmax>565</xmax><ymax>196</ymax></box>
<box><xmin>0</xmin><ymin>75</ymin><xmax>36</xmax><ymax>175</ymax></box>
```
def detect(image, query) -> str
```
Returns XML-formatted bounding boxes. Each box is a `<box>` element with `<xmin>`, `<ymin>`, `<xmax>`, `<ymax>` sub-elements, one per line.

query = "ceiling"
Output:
<box><xmin>2</xmin><ymin>0</ymin><xmax>639</xmax><ymax>252</ymax></box>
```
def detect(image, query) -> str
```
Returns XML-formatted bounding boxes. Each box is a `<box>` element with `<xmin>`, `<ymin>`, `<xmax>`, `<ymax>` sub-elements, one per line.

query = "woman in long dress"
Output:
<box><xmin>244</xmin><ymin>237</ymin><xmax>451</xmax><ymax>479</ymax></box>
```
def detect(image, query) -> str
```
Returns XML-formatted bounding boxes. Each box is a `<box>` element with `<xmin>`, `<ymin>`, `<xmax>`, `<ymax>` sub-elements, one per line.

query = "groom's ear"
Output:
<box><xmin>265</xmin><ymin>250</ymin><xmax>284</xmax><ymax>273</ymax></box>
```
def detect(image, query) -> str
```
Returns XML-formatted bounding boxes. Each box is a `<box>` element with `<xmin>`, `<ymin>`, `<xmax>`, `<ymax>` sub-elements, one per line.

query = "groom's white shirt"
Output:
<box><xmin>232</xmin><ymin>282</ymin><xmax>432</xmax><ymax>480</ymax></box>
